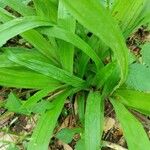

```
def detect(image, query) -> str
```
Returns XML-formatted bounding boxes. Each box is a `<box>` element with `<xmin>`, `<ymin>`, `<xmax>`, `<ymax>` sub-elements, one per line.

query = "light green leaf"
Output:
<box><xmin>116</xmin><ymin>89</ymin><xmax>150</xmax><ymax>115</ymax></box>
<box><xmin>0</xmin><ymin>54</ymin><xmax>18</xmax><ymax>68</ymax></box>
<box><xmin>110</xmin><ymin>98</ymin><xmax>150</xmax><ymax>150</ymax></box>
<box><xmin>63</xmin><ymin>0</ymin><xmax>129</xmax><ymax>85</ymax></box>
<box><xmin>56</xmin><ymin>128</ymin><xmax>82</xmax><ymax>143</ymax></box>
<box><xmin>0</xmin><ymin>67</ymin><xmax>60</xmax><ymax>89</ymax></box>
<box><xmin>27</xmin><ymin>88</ymin><xmax>72</xmax><ymax>150</ymax></box>
<box><xmin>21</xmin><ymin>30</ymin><xmax>58</xmax><ymax>63</ymax></box>
<box><xmin>92</xmin><ymin>61</ymin><xmax>118</xmax><ymax>88</ymax></box>
<box><xmin>142</xmin><ymin>43</ymin><xmax>150</xmax><ymax>67</ymax></box>
<box><xmin>85</xmin><ymin>91</ymin><xmax>104</xmax><ymax>150</ymax></box>
<box><xmin>57</xmin><ymin>0</ymin><xmax>75</xmax><ymax>73</ymax></box>
<box><xmin>5</xmin><ymin>92</ymin><xmax>24</xmax><ymax>113</ymax></box>
<box><xmin>111</xmin><ymin>0</ymin><xmax>145</xmax><ymax>37</ymax></box>
<box><xmin>126</xmin><ymin>63</ymin><xmax>150</xmax><ymax>92</ymax></box>
<box><xmin>20</xmin><ymin>85</ymin><xmax>64</xmax><ymax>112</ymax></box>
<box><xmin>75</xmin><ymin>135</ymin><xmax>85</xmax><ymax>150</ymax></box>
<box><xmin>0</xmin><ymin>16</ymin><xmax>53</xmax><ymax>47</ymax></box>
<box><xmin>0</xmin><ymin>8</ymin><xmax>58</xmax><ymax>64</ymax></box>
<box><xmin>40</xmin><ymin>26</ymin><xmax>103</xmax><ymax>69</ymax></box>
<box><xmin>1</xmin><ymin>0</ymin><xmax>35</xmax><ymax>16</ymax></box>
<box><xmin>33</xmin><ymin>0</ymin><xmax>57</xmax><ymax>22</ymax></box>
<box><xmin>7</xmin><ymin>50</ymin><xmax>86</xmax><ymax>88</ymax></box>
<box><xmin>0</xmin><ymin>7</ymin><xmax>15</xmax><ymax>22</ymax></box>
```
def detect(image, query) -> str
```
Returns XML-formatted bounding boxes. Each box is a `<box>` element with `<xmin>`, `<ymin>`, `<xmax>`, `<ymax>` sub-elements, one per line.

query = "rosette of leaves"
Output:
<box><xmin>0</xmin><ymin>0</ymin><xmax>150</xmax><ymax>150</ymax></box>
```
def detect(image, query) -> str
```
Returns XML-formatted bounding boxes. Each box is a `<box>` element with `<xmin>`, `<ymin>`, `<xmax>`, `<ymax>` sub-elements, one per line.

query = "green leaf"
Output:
<box><xmin>116</xmin><ymin>89</ymin><xmax>150</xmax><ymax>115</ymax></box>
<box><xmin>56</xmin><ymin>128</ymin><xmax>82</xmax><ymax>143</ymax></box>
<box><xmin>0</xmin><ymin>8</ymin><xmax>58</xmax><ymax>64</ymax></box>
<box><xmin>1</xmin><ymin>0</ymin><xmax>35</xmax><ymax>16</ymax></box>
<box><xmin>142</xmin><ymin>43</ymin><xmax>150</xmax><ymax>67</ymax></box>
<box><xmin>85</xmin><ymin>91</ymin><xmax>104</xmax><ymax>150</ymax></box>
<box><xmin>40</xmin><ymin>26</ymin><xmax>103</xmax><ymax>69</ymax></box>
<box><xmin>21</xmin><ymin>30</ymin><xmax>58</xmax><ymax>63</ymax></box>
<box><xmin>75</xmin><ymin>136</ymin><xmax>85</xmax><ymax>150</ymax></box>
<box><xmin>20</xmin><ymin>85</ymin><xmax>64</xmax><ymax>112</ymax></box>
<box><xmin>0</xmin><ymin>54</ymin><xmax>18</xmax><ymax>68</ymax></box>
<box><xmin>0</xmin><ymin>67</ymin><xmax>60</xmax><ymax>89</ymax></box>
<box><xmin>0</xmin><ymin>7</ymin><xmax>15</xmax><ymax>22</ymax></box>
<box><xmin>92</xmin><ymin>61</ymin><xmax>118</xmax><ymax>88</ymax></box>
<box><xmin>7</xmin><ymin>50</ymin><xmax>86</xmax><ymax>88</ymax></box>
<box><xmin>126</xmin><ymin>63</ymin><xmax>150</xmax><ymax>92</ymax></box>
<box><xmin>111</xmin><ymin>0</ymin><xmax>145</xmax><ymax>37</ymax></box>
<box><xmin>0</xmin><ymin>16</ymin><xmax>53</xmax><ymax>47</ymax></box>
<box><xmin>102</xmin><ymin>64</ymin><xmax>120</xmax><ymax>96</ymax></box>
<box><xmin>77</xmin><ymin>92</ymin><xmax>85</xmax><ymax>125</ymax></box>
<box><xmin>63</xmin><ymin>0</ymin><xmax>129</xmax><ymax>85</ymax></box>
<box><xmin>110</xmin><ymin>98</ymin><xmax>150</xmax><ymax>150</ymax></box>
<box><xmin>27</xmin><ymin>88</ymin><xmax>72</xmax><ymax>150</ymax></box>
<box><xmin>31</xmin><ymin>100</ymin><xmax>54</xmax><ymax>114</ymax></box>
<box><xmin>57</xmin><ymin>0</ymin><xmax>75</xmax><ymax>73</ymax></box>
<box><xmin>7</xmin><ymin>144</ymin><xmax>19</xmax><ymax>150</ymax></box>
<box><xmin>5</xmin><ymin>85</ymin><xmax>62</xmax><ymax>115</ymax></box>
<box><xmin>5</xmin><ymin>92</ymin><xmax>23</xmax><ymax>112</ymax></box>
<box><xmin>33</xmin><ymin>0</ymin><xmax>57</xmax><ymax>22</ymax></box>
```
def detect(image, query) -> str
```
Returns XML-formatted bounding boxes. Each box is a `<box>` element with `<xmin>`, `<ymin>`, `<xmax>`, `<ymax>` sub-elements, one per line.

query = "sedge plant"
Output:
<box><xmin>0</xmin><ymin>0</ymin><xmax>150</xmax><ymax>150</ymax></box>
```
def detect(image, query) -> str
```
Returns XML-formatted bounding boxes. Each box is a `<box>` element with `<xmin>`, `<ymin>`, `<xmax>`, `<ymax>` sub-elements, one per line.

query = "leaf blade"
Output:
<box><xmin>63</xmin><ymin>0</ymin><xmax>129</xmax><ymax>84</ymax></box>
<box><xmin>110</xmin><ymin>98</ymin><xmax>150</xmax><ymax>150</ymax></box>
<box><xmin>85</xmin><ymin>91</ymin><xmax>104</xmax><ymax>150</ymax></box>
<box><xmin>27</xmin><ymin>88</ymin><xmax>72</xmax><ymax>150</ymax></box>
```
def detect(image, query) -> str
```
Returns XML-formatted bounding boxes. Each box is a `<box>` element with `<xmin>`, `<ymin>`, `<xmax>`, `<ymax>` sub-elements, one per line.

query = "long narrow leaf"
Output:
<box><xmin>20</xmin><ymin>85</ymin><xmax>65</xmax><ymax>112</ymax></box>
<box><xmin>1</xmin><ymin>0</ymin><xmax>35</xmax><ymax>16</ymax></box>
<box><xmin>33</xmin><ymin>0</ymin><xmax>57</xmax><ymax>22</ymax></box>
<box><xmin>40</xmin><ymin>26</ymin><xmax>103</xmax><ymax>69</ymax></box>
<box><xmin>57</xmin><ymin>0</ymin><xmax>75</xmax><ymax>73</ymax></box>
<box><xmin>0</xmin><ymin>16</ymin><xmax>53</xmax><ymax>47</ymax></box>
<box><xmin>116</xmin><ymin>89</ymin><xmax>150</xmax><ymax>115</ymax></box>
<box><xmin>110</xmin><ymin>99</ymin><xmax>150</xmax><ymax>150</ymax></box>
<box><xmin>7</xmin><ymin>50</ymin><xmax>86</xmax><ymax>88</ymax></box>
<box><xmin>63</xmin><ymin>0</ymin><xmax>129</xmax><ymax>84</ymax></box>
<box><xmin>111</xmin><ymin>0</ymin><xmax>145</xmax><ymax>37</ymax></box>
<box><xmin>0</xmin><ymin>67</ymin><xmax>60</xmax><ymax>89</ymax></box>
<box><xmin>27</xmin><ymin>88</ymin><xmax>72</xmax><ymax>150</ymax></box>
<box><xmin>0</xmin><ymin>9</ymin><xmax>58</xmax><ymax>63</ymax></box>
<box><xmin>85</xmin><ymin>91</ymin><xmax>104</xmax><ymax>150</ymax></box>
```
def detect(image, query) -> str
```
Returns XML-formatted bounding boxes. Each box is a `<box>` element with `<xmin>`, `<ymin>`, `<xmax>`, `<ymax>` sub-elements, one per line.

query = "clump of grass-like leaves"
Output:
<box><xmin>0</xmin><ymin>0</ymin><xmax>150</xmax><ymax>150</ymax></box>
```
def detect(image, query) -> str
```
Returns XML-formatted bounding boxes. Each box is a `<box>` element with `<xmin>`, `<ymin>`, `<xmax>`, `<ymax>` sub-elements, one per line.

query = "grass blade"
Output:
<box><xmin>20</xmin><ymin>85</ymin><xmax>64</xmax><ymax>112</ymax></box>
<box><xmin>21</xmin><ymin>30</ymin><xmax>58</xmax><ymax>63</ymax></box>
<box><xmin>0</xmin><ymin>16</ymin><xmax>53</xmax><ymax>47</ymax></box>
<box><xmin>85</xmin><ymin>91</ymin><xmax>104</xmax><ymax>150</ymax></box>
<box><xmin>33</xmin><ymin>0</ymin><xmax>57</xmax><ymax>22</ymax></box>
<box><xmin>40</xmin><ymin>26</ymin><xmax>103</xmax><ymax>69</ymax></box>
<box><xmin>1</xmin><ymin>0</ymin><xmax>35</xmax><ymax>16</ymax></box>
<box><xmin>63</xmin><ymin>0</ymin><xmax>128</xmax><ymax>84</ymax></box>
<box><xmin>116</xmin><ymin>89</ymin><xmax>150</xmax><ymax>115</ymax></box>
<box><xmin>57</xmin><ymin>0</ymin><xmax>75</xmax><ymax>73</ymax></box>
<box><xmin>27</xmin><ymin>88</ymin><xmax>72</xmax><ymax>150</ymax></box>
<box><xmin>7</xmin><ymin>50</ymin><xmax>86</xmax><ymax>88</ymax></box>
<box><xmin>0</xmin><ymin>67</ymin><xmax>60</xmax><ymax>89</ymax></box>
<box><xmin>111</xmin><ymin>0</ymin><xmax>145</xmax><ymax>37</ymax></box>
<box><xmin>110</xmin><ymin>98</ymin><xmax>150</xmax><ymax>150</ymax></box>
